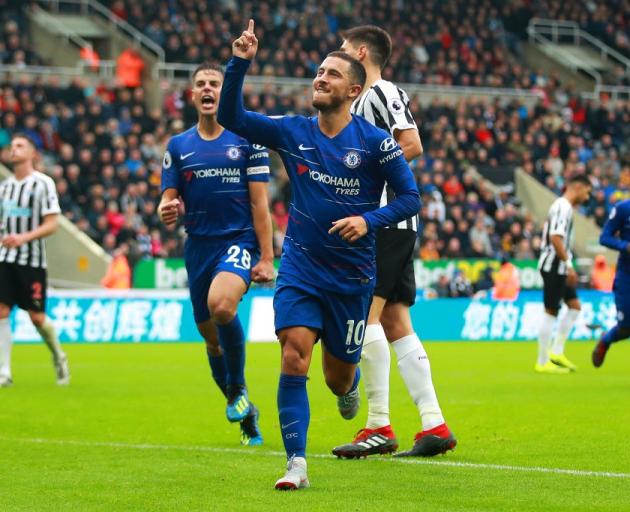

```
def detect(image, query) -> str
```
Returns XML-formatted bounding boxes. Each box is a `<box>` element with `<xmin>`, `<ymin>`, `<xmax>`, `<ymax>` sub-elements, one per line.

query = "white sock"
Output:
<box><xmin>361</xmin><ymin>323</ymin><xmax>391</xmax><ymax>429</ymax></box>
<box><xmin>0</xmin><ymin>318</ymin><xmax>13</xmax><ymax>379</ymax></box>
<box><xmin>392</xmin><ymin>333</ymin><xmax>444</xmax><ymax>431</ymax></box>
<box><xmin>538</xmin><ymin>313</ymin><xmax>556</xmax><ymax>366</ymax></box>
<box><xmin>552</xmin><ymin>308</ymin><xmax>579</xmax><ymax>355</ymax></box>
<box><xmin>36</xmin><ymin>318</ymin><xmax>64</xmax><ymax>360</ymax></box>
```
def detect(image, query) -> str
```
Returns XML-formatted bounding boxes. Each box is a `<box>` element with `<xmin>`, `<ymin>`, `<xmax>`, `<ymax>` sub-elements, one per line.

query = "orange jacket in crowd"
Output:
<box><xmin>101</xmin><ymin>253</ymin><xmax>131</xmax><ymax>289</ymax></box>
<box><xmin>79</xmin><ymin>46</ymin><xmax>101</xmax><ymax>71</ymax></box>
<box><xmin>492</xmin><ymin>261</ymin><xmax>520</xmax><ymax>300</ymax></box>
<box><xmin>591</xmin><ymin>255</ymin><xmax>614</xmax><ymax>292</ymax></box>
<box><xmin>116</xmin><ymin>48</ymin><xmax>145</xmax><ymax>88</ymax></box>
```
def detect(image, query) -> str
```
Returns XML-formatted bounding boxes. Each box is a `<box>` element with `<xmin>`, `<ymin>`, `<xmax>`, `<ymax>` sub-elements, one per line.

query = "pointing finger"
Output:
<box><xmin>248</xmin><ymin>19</ymin><xmax>254</xmax><ymax>33</ymax></box>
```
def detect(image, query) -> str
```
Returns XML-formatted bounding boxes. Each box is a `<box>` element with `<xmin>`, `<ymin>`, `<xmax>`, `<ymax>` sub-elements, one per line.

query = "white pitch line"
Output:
<box><xmin>2</xmin><ymin>437</ymin><xmax>630</xmax><ymax>480</ymax></box>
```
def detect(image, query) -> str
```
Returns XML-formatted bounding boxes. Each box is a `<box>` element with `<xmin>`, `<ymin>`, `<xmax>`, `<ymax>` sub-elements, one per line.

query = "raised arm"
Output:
<box><xmin>217</xmin><ymin>20</ymin><xmax>283</xmax><ymax>149</ymax></box>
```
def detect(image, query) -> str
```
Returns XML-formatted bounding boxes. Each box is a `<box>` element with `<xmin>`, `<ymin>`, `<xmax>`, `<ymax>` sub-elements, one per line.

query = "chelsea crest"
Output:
<box><xmin>343</xmin><ymin>151</ymin><xmax>361</xmax><ymax>169</ymax></box>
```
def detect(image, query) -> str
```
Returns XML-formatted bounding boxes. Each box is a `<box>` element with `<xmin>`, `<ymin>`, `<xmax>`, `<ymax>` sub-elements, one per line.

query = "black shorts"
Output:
<box><xmin>0</xmin><ymin>262</ymin><xmax>47</xmax><ymax>312</ymax></box>
<box><xmin>540</xmin><ymin>270</ymin><xmax>578</xmax><ymax>311</ymax></box>
<box><xmin>373</xmin><ymin>228</ymin><xmax>417</xmax><ymax>305</ymax></box>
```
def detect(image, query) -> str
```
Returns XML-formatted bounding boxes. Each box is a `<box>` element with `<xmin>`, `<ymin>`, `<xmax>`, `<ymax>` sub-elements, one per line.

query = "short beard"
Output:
<box><xmin>312</xmin><ymin>95</ymin><xmax>344</xmax><ymax>113</ymax></box>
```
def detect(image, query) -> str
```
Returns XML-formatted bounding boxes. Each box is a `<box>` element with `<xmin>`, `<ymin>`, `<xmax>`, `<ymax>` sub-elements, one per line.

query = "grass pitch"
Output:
<box><xmin>1</xmin><ymin>341</ymin><xmax>629</xmax><ymax>511</ymax></box>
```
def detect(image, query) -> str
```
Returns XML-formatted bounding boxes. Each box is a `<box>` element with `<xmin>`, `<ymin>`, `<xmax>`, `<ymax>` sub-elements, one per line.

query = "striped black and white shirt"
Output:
<box><xmin>538</xmin><ymin>197</ymin><xmax>574</xmax><ymax>275</ymax></box>
<box><xmin>0</xmin><ymin>171</ymin><xmax>60</xmax><ymax>268</ymax></box>
<box><xmin>352</xmin><ymin>78</ymin><xmax>418</xmax><ymax>231</ymax></box>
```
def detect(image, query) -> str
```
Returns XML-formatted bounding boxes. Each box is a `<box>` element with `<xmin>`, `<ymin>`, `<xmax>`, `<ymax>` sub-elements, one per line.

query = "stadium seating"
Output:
<box><xmin>1</xmin><ymin>0</ymin><xmax>628</xmax><ymax>291</ymax></box>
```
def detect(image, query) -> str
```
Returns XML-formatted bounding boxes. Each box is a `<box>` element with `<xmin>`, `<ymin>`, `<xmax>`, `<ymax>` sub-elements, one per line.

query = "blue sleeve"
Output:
<box><xmin>161</xmin><ymin>138</ymin><xmax>180</xmax><ymax>193</ymax></box>
<box><xmin>246</xmin><ymin>143</ymin><xmax>270</xmax><ymax>183</ymax></box>
<box><xmin>600</xmin><ymin>204</ymin><xmax>629</xmax><ymax>252</ymax></box>
<box><xmin>362</xmin><ymin>138</ymin><xmax>421</xmax><ymax>230</ymax></box>
<box><xmin>218</xmin><ymin>57</ymin><xmax>284</xmax><ymax>150</ymax></box>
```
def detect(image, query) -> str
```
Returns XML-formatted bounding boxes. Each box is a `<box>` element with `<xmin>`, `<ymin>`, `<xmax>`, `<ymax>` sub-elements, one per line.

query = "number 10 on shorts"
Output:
<box><xmin>345</xmin><ymin>319</ymin><xmax>365</xmax><ymax>347</ymax></box>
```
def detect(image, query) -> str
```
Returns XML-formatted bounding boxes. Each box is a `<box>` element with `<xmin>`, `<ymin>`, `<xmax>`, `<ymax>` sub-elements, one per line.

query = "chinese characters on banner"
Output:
<box><xmin>9</xmin><ymin>290</ymin><xmax>616</xmax><ymax>343</ymax></box>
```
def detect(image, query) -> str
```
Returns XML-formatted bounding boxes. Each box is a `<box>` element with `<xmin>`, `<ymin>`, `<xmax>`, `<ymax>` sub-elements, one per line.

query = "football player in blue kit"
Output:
<box><xmin>159</xmin><ymin>62</ymin><xmax>274</xmax><ymax>446</ymax></box>
<box><xmin>218</xmin><ymin>21</ymin><xmax>421</xmax><ymax>489</ymax></box>
<box><xmin>592</xmin><ymin>198</ymin><xmax>630</xmax><ymax>367</ymax></box>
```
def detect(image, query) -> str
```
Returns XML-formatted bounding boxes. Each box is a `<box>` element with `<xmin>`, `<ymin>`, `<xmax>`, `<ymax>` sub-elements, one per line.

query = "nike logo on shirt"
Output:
<box><xmin>298</xmin><ymin>144</ymin><xmax>315</xmax><ymax>151</ymax></box>
<box><xmin>180</xmin><ymin>152</ymin><xmax>195</xmax><ymax>160</ymax></box>
<box><xmin>346</xmin><ymin>346</ymin><xmax>362</xmax><ymax>354</ymax></box>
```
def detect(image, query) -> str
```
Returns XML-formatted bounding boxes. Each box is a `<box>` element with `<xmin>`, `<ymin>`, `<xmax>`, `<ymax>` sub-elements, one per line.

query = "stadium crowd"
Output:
<box><xmin>0</xmin><ymin>0</ymin><xmax>629</xmax><ymax>290</ymax></box>
<box><xmin>2</xmin><ymin>75</ymin><xmax>628</xmax><ymax>266</ymax></box>
<box><xmin>101</xmin><ymin>0</ymin><xmax>547</xmax><ymax>88</ymax></box>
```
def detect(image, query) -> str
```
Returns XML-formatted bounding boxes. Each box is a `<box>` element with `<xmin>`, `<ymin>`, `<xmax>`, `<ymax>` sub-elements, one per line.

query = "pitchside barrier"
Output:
<box><xmin>9</xmin><ymin>289</ymin><xmax>616</xmax><ymax>344</ymax></box>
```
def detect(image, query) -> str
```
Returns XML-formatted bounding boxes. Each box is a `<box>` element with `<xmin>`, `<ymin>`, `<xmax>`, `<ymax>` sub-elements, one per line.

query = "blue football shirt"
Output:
<box><xmin>218</xmin><ymin>57</ymin><xmax>420</xmax><ymax>294</ymax></box>
<box><xmin>600</xmin><ymin>199</ymin><xmax>630</xmax><ymax>275</ymax></box>
<box><xmin>161</xmin><ymin>125</ymin><xmax>270</xmax><ymax>243</ymax></box>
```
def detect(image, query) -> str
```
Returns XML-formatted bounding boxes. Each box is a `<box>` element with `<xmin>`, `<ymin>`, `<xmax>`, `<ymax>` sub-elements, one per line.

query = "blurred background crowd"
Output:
<box><xmin>0</xmin><ymin>0</ymin><xmax>628</xmax><ymax>292</ymax></box>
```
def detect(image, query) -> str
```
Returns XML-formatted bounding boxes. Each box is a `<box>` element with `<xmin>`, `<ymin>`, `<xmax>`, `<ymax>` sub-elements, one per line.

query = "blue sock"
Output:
<box><xmin>602</xmin><ymin>325</ymin><xmax>627</xmax><ymax>346</ymax></box>
<box><xmin>206</xmin><ymin>350</ymin><xmax>228</xmax><ymax>398</ymax></box>
<box><xmin>277</xmin><ymin>374</ymin><xmax>309</xmax><ymax>459</ymax></box>
<box><xmin>217</xmin><ymin>315</ymin><xmax>246</xmax><ymax>389</ymax></box>
<box><xmin>348</xmin><ymin>366</ymin><xmax>361</xmax><ymax>393</ymax></box>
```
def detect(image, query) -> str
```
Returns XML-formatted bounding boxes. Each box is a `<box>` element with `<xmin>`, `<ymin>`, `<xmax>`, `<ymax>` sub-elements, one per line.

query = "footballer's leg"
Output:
<box><xmin>208</xmin><ymin>271</ymin><xmax>251</xmax><ymax>422</ymax></box>
<box><xmin>0</xmin><ymin>302</ymin><xmax>13</xmax><ymax>387</ymax></box>
<box><xmin>384</xmin><ymin>303</ymin><xmax>456</xmax><ymax>458</ymax></box>
<box><xmin>273</xmin><ymin>280</ymin><xmax>322</xmax><ymax>489</ymax></box>
<box><xmin>322</xmin><ymin>348</ymin><xmax>361</xmax><ymax>420</ymax></box>
<box><xmin>537</xmin><ymin>272</ymin><xmax>569</xmax><ymax>374</ymax></box>
<box><xmin>29</xmin><ymin>310</ymin><xmax>69</xmax><ymax>385</ymax></box>
<box><xmin>275</xmin><ymin>326</ymin><xmax>316</xmax><ymax>490</ymax></box>
<box><xmin>593</xmin><ymin>325</ymin><xmax>630</xmax><ymax>367</ymax></box>
<box><xmin>24</xmin><ymin>268</ymin><xmax>69</xmax><ymax>386</ymax></box>
<box><xmin>594</xmin><ymin>281</ymin><xmax>630</xmax><ymax>367</ymax></box>
<box><xmin>197</xmin><ymin>293</ymin><xmax>262</xmax><ymax>444</ymax></box>
<box><xmin>549</xmin><ymin>291</ymin><xmax>580</xmax><ymax>371</ymax></box>
<box><xmin>333</xmin><ymin>295</ymin><xmax>397</xmax><ymax>458</ymax></box>
<box><xmin>320</xmin><ymin>287</ymin><xmax>371</xmax><ymax>422</ymax></box>
<box><xmin>197</xmin><ymin>319</ymin><xmax>228</xmax><ymax>396</ymax></box>
<box><xmin>362</xmin><ymin>296</ymin><xmax>392</xmax><ymax>426</ymax></box>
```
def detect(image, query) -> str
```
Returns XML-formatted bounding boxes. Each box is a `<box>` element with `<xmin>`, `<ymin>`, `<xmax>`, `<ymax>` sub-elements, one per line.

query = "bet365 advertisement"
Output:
<box><xmin>132</xmin><ymin>258</ymin><xmax>544</xmax><ymax>290</ymax></box>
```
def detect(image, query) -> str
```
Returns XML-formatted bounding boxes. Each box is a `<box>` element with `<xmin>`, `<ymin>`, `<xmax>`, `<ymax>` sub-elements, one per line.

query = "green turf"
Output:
<box><xmin>1</xmin><ymin>341</ymin><xmax>629</xmax><ymax>511</ymax></box>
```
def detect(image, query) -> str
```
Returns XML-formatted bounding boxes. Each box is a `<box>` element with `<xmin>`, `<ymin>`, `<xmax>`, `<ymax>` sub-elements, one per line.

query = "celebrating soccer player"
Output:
<box><xmin>332</xmin><ymin>25</ymin><xmax>456</xmax><ymax>459</ymax></box>
<box><xmin>219</xmin><ymin>20</ymin><xmax>420</xmax><ymax>489</ymax></box>
<box><xmin>0</xmin><ymin>134</ymin><xmax>70</xmax><ymax>387</ymax></box>
<box><xmin>592</xmin><ymin>198</ymin><xmax>630</xmax><ymax>367</ymax></box>
<box><xmin>536</xmin><ymin>175</ymin><xmax>592</xmax><ymax>373</ymax></box>
<box><xmin>159</xmin><ymin>62</ymin><xmax>274</xmax><ymax>445</ymax></box>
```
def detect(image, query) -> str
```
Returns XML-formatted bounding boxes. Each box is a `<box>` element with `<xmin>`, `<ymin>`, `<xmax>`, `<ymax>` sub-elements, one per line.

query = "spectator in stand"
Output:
<box><xmin>492</xmin><ymin>258</ymin><xmax>520</xmax><ymax>300</ymax></box>
<box><xmin>590</xmin><ymin>254</ymin><xmax>615</xmax><ymax>292</ymax></box>
<box><xmin>419</xmin><ymin>239</ymin><xmax>440</xmax><ymax>261</ymax></box>
<box><xmin>434</xmin><ymin>274</ymin><xmax>451</xmax><ymax>298</ymax></box>
<box><xmin>116</xmin><ymin>47</ymin><xmax>145</xmax><ymax>88</ymax></box>
<box><xmin>449</xmin><ymin>270</ymin><xmax>473</xmax><ymax>298</ymax></box>
<box><xmin>101</xmin><ymin>244</ymin><xmax>132</xmax><ymax>289</ymax></box>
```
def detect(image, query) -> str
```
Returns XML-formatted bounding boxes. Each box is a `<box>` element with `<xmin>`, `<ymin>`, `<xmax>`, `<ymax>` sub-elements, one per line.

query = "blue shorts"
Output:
<box><xmin>184</xmin><ymin>236</ymin><xmax>259</xmax><ymax>324</ymax></box>
<box><xmin>273</xmin><ymin>275</ymin><xmax>373</xmax><ymax>364</ymax></box>
<box><xmin>613</xmin><ymin>271</ymin><xmax>630</xmax><ymax>328</ymax></box>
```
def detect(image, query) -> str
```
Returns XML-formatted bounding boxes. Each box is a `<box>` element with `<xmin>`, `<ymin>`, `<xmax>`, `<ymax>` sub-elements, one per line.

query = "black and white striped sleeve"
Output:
<box><xmin>364</xmin><ymin>82</ymin><xmax>417</xmax><ymax>136</ymax></box>
<box><xmin>548</xmin><ymin>199</ymin><xmax>572</xmax><ymax>239</ymax></box>
<box><xmin>38</xmin><ymin>174</ymin><xmax>61</xmax><ymax>216</ymax></box>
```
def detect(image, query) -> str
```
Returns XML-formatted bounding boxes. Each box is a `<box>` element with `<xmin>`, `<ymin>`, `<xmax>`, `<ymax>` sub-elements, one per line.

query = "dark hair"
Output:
<box><xmin>568</xmin><ymin>174</ymin><xmax>592</xmax><ymax>187</ymax></box>
<box><xmin>191</xmin><ymin>61</ymin><xmax>224</xmax><ymax>82</ymax></box>
<box><xmin>325</xmin><ymin>51</ymin><xmax>367</xmax><ymax>88</ymax></box>
<box><xmin>341</xmin><ymin>25</ymin><xmax>392</xmax><ymax>70</ymax></box>
<box><xmin>11</xmin><ymin>132</ymin><xmax>37</xmax><ymax>149</ymax></box>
